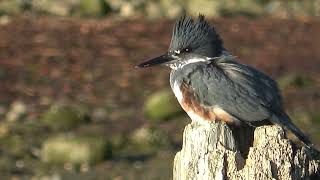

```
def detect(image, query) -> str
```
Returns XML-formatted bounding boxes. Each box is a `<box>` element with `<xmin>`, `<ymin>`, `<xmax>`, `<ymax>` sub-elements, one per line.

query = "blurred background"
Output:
<box><xmin>0</xmin><ymin>0</ymin><xmax>320</xmax><ymax>179</ymax></box>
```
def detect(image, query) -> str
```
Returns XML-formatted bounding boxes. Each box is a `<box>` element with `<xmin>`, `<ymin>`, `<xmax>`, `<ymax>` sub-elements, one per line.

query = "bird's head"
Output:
<box><xmin>136</xmin><ymin>14</ymin><xmax>224</xmax><ymax>69</ymax></box>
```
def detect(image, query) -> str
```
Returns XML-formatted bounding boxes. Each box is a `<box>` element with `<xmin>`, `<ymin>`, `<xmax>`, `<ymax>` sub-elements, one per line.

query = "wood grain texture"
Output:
<box><xmin>173</xmin><ymin>121</ymin><xmax>320</xmax><ymax>180</ymax></box>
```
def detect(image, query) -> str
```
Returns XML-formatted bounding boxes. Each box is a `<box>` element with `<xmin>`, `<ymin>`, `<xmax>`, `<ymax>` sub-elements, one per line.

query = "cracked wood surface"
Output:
<box><xmin>173</xmin><ymin>121</ymin><xmax>319</xmax><ymax>180</ymax></box>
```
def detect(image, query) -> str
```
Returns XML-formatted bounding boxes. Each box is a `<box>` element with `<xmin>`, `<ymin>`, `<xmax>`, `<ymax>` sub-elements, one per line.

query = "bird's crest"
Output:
<box><xmin>169</xmin><ymin>14</ymin><xmax>224</xmax><ymax>58</ymax></box>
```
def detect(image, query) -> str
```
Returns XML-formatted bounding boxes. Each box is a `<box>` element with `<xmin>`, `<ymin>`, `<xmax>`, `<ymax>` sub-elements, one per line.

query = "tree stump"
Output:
<box><xmin>173</xmin><ymin>121</ymin><xmax>320</xmax><ymax>180</ymax></box>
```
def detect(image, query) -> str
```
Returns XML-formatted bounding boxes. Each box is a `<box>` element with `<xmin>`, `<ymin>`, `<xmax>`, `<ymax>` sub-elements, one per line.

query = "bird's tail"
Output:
<box><xmin>270</xmin><ymin>113</ymin><xmax>313</xmax><ymax>149</ymax></box>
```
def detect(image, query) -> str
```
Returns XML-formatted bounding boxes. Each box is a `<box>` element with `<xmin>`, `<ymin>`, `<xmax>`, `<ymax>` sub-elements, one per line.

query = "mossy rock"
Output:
<box><xmin>0</xmin><ymin>0</ymin><xmax>22</xmax><ymax>15</ymax></box>
<box><xmin>144</xmin><ymin>90</ymin><xmax>183</xmax><ymax>122</ymax></box>
<box><xmin>221</xmin><ymin>0</ymin><xmax>265</xmax><ymax>17</ymax></box>
<box><xmin>6</xmin><ymin>101</ymin><xmax>27</xmax><ymax>122</ymax></box>
<box><xmin>0</xmin><ymin>122</ymin><xmax>10</xmax><ymax>137</ymax></box>
<box><xmin>145</xmin><ymin>0</ymin><xmax>183</xmax><ymax>19</ymax></box>
<box><xmin>119</xmin><ymin>127</ymin><xmax>172</xmax><ymax>156</ymax></box>
<box><xmin>31</xmin><ymin>0</ymin><xmax>72</xmax><ymax>16</ymax></box>
<box><xmin>0</xmin><ymin>134</ymin><xmax>28</xmax><ymax>158</ymax></box>
<box><xmin>41</xmin><ymin>134</ymin><xmax>111</xmax><ymax>166</ymax></box>
<box><xmin>186</xmin><ymin>0</ymin><xmax>221</xmax><ymax>17</ymax></box>
<box><xmin>41</xmin><ymin>105</ymin><xmax>88</xmax><ymax>130</ymax></box>
<box><xmin>79</xmin><ymin>0</ymin><xmax>110</xmax><ymax>17</ymax></box>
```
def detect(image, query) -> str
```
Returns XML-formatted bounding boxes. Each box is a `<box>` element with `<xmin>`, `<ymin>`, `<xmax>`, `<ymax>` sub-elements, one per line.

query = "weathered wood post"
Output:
<box><xmin>173</xmin><ymin>121</ymin><xmax>319</xmax><ymax>180</ymax></box>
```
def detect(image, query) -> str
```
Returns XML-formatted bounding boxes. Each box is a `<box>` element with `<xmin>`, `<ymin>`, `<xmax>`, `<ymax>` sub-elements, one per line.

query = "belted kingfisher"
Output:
<box><xmin>136</xmin><ymin>15</ymin><xmax>312</xmax><ymax>148</ymax></box>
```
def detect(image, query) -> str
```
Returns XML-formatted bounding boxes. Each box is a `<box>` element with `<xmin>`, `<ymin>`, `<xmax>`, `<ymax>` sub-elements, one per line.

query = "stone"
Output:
<box><xmin>119</xmin><ymin>127</ymin><xmax>171</xmax><ymax>156</ymax></box>
<box><xmin>219</xmin><ymin>0</ymin><xmax>265</xmax><ymax>17</ymax></box>
<box><xmin>79</xmin><ymin>0</ymin><xmax>110</xmax><ymax>17</ymax></box>
<box><xmin>160</xmin><ymin>0</ymin><xmax>183</xmax><ymax>18</ymax></box>
<box><xmin>6</xmin><ymin>101</ymin><xmax>27</xmax><ymax>122</ymax></box>
<box><xmin>145</xmin><ymin>0</ymin><xmax>183</xmax><ymax>19</ymax></box>
<box><xmin>31</xmin><ymin>0</ymin><xmax>74</xmax><ymax>16</ymax></box>
<box><xmin>0</xmin><ymin>122</ymin><xmax>9</xmax><ymax>137</ymax></box>
<box><xmin>92</xmin><ymin>108</ymin><xmax>108</xmax><ymax>122</ymax></box>
<box><xmin>145</xmin><ymin>1</ymin><xmax>162</xmax><ymax>19</ymax></box>
<box><xmin>186</xmin><ymin>0</ymin><xmax>221</xmax><ymax>17</ymax></box>
<box><xmin>41</xmin><ymin>134</ymin><xmax>111</xmax><ymax>165</ymax></box>
<box><xmin>119</xmin><ymin>1</ymin><xmax>135</xmax><ymax>17</ymax></box>
<box><xmin>143</xmin><ymin>89</ymin><xmax>183</xmax><ymax>122</ymax></box>
<box><xmin>0</xmin><ymin>0</ymin><xmax>22</xmax><ymax>15</ymax></box>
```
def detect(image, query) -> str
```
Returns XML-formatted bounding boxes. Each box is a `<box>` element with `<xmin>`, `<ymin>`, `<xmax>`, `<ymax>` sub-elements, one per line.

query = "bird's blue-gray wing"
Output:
<box><xmin>185</xmin><ymin>62</ymin><xmax>283</xmax><ymax>122</ymax></box>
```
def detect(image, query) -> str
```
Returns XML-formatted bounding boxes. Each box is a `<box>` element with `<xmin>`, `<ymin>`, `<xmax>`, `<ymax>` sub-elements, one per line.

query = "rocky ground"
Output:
<box><xmin>0</xmin><ymin>16</ymin><xmax>320</xmax><ymax>179</ymax></box>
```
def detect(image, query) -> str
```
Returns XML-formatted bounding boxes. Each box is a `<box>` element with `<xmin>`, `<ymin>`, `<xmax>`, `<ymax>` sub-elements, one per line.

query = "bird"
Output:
<box><xmin>136</xmin><ymin>14</ymin><xmax>313</xmax><ymax>148</ymax></box>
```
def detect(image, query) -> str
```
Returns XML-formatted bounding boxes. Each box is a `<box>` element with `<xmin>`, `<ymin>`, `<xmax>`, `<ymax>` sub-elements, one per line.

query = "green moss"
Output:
<box><xmin>118</xmin><ymin>127</ymin><xmax>172</xmax><ymax>157</ymax></box>
<box><xmin>0</xmin><ymin>121</ymin><xmax>49</xmax><ymax>163</ymax></box>
<box><xmin>144</xmin><ymin>90</ymin><xmax>183</xmax><ymax>122</ymax></box>
<box><xmin>186</xmin><ymin>0</ymin><xmax>221</xmax><ymax>17</ymax></box>
<box><xmin>219</xmin><ymin>0</ymin><xmax>265</xmax><ymax>18</ymax></box>
<box><xmin>0</xmin><ymin>135</ymin><xmax>27</xmax><ymax>158</ymax></box>
<box><xmin>0</xmin><ymin>122</ymin><xmax>9</xmax><ymax>137</ymax></box>
<box><xmin>41</xmin><ymin>134</ymin><xmax>111</xmax><ymax>166</ymax></box>
<box><xmin>0</xmin><ymin>0</ymin><xmax>22</xmax><ymax>15</ymax></box>
<box><xmin>41</xmin><ymin>105</ymin><xmax>88</xmax><ymax>131</ymax></box>
<box><xmin>79</xmin><ymin>0</ymin><xmax>110</xmax><ymax>17</ymax></box>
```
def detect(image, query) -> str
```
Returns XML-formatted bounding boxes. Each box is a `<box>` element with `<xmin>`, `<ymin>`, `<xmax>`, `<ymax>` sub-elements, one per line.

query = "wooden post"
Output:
<box><xmin>173</xmin><ymin>121</ymin><xmax>320</xmax><ymax>180</ymax></box>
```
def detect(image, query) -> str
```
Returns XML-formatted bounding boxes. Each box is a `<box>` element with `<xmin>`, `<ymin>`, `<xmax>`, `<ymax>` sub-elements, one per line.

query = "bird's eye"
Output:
<box><xmin>182</xmin><ymin>47</ymin><xmax>191</xmax><ymax>53</ymax></box>
<box><xmin>173</xmin><ymin>47</ymin><xmax>191</xmax><ymax>56</ymax></box>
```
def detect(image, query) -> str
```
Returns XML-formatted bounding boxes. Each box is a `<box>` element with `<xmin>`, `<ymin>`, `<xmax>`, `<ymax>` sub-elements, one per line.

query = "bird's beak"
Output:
<box><xmin>136</xmin><ymin>53</ymin><xmax>174</xmax><ymax>68</ymax></box>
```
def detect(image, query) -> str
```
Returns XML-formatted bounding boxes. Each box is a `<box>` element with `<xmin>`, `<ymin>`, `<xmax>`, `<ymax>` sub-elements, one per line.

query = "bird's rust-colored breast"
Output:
<box><xmin>179</xmin><ymin>83</ymin><xmax>238</xmax><ymax>125</ymax></box>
